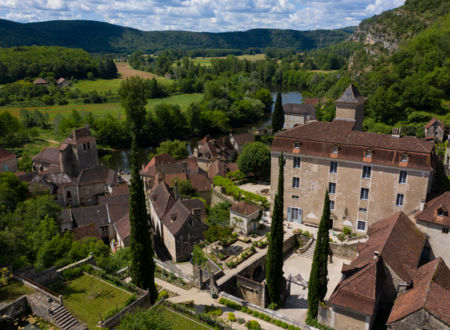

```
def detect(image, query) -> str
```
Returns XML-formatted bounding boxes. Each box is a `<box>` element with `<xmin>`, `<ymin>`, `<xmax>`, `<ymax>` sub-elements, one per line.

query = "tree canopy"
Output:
<box><xmin>237</xmin><ymin>142</ymin><xmax>271</xmax><ymax>180</ymax></box>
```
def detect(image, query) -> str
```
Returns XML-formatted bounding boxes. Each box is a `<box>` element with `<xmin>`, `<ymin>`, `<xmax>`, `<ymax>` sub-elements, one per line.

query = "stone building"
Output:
<box><xmin>195</xmin><ymin>135</ymin><xmax>235</xmax><ymax>171</ymax></box>
<box><xmin>386</xmin><ymin>257</ymin><xmax>450</xmax><ymax>330</ymax></box>
<box><xmin>270</xmin><ymin>84</ymin><xmax>436</xmax><ymax>231</ymax></box>
<box><xmin>230</xmin><ymin>201</ymin><xmax>261</xmax><ymax>235</ymax></box>
<box><xmin>415</xmin><ymin>191</ymin><xmax>450</xmax><ymax>264</ymax></box>
<box><xmin>0</xmin><ymin>147</ymin><xmax>18</xmax><ymax>173</ymax></box>
<box><xmin>325</xmin><ymin>212</ymin><xmax>428</xmax><ymax>330</ymax></box>
<box><xmin>424</xmin><ymin>118</ymin><xmax>445</xmax><ymax>142</ymax></box>
<box><xmin>148</xmin><ymin>180</ymin><xmax>208</xmax><ymax>262</ymax></box>
<box><xmin>228</xmin><ymin>132</ymin><xmax>254</xmax><ymax>154</ymax></box>
<box><xmin>283</xmin><ymin>103</ymin><xmax>316</xmax><ymax>129</ymax></box>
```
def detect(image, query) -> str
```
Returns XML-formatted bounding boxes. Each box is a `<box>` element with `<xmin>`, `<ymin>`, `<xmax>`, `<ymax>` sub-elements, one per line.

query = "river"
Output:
<box><xmin>103</xmin><ymin>90</ymin><xmax>303</xmax><ymax>172</ymax></box>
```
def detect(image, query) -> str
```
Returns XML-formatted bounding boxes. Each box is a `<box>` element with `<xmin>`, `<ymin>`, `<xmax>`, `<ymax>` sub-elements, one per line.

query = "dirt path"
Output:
<box><xmin>115</xmin><ymin>62</ymin><xmax>164</xmax><ymax>80</ymax></box>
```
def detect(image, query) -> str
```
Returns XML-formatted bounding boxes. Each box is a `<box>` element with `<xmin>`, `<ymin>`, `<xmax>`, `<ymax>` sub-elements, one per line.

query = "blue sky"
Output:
<box><xmin>0</xmin><ymin>0</ymin><xmax>405</xmax><ymax>32</ymax></box>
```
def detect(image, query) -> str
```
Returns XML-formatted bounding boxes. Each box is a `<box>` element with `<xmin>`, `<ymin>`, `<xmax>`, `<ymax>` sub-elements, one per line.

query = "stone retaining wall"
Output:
<box><xmin>330</xmin><ymin>242</ymin><xmax>358</xmax><ymax>260</ymax></box>
<box><xmin>56</xmin><ymin>255</ymin><xmax>96</xmax><ymax>274</ymax></box>
<box><xmin>14</xmin><ymin>274</ymin><xmax>62</xmax><ymax>305</ymax></box>
<box><xmin>17</xmin><ymin>266</ymin><xmax>60</xmax><ymax>286</ymax></box>
<box><xmin>0</xmin><ymin>296</ymin><xmax>28</xmax><ymax>322</ymax></box>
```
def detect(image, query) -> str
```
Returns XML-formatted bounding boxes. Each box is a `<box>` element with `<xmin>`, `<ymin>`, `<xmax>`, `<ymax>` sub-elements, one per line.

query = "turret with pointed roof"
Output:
<box><xmin>335</xmin><ymin>84</ymin><xmax>366</xmax><ymax>131</ymax></box>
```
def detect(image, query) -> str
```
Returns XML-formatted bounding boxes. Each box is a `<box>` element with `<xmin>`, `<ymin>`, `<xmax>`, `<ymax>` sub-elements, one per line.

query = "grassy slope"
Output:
<box><xmin>159</xmin><ymin>307</ymin><xmax>211</xmax><ymax>330</ymax></box>
<box><xmin>0</xmin><ymin>280</ymin><xmax>35</xmax><ymax>303</ymax></box>
<box><xmin>53</xmin><ymin>274</ymin><xmax>132</xmax><ymax>329</ymax></box>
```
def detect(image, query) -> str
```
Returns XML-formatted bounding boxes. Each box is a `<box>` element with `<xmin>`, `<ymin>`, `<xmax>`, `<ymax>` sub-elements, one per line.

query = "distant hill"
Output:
<box><xmin>0</xmin><ymin>19</ymin><xmax>355</xmax><ymax>53</ymax></box>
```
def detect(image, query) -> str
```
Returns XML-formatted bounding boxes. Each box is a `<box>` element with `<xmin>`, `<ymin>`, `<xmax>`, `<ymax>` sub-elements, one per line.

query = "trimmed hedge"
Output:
<box><xmin>213</xmin><ymin>176</ymin><xmax>269</xmax><ymax>209</ymax></box>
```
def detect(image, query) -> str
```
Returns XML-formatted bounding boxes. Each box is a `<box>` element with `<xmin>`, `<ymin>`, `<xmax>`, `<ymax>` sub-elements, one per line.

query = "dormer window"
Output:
<box><xmin>401</xmin><ymin>154</ymin><xmax>408</xmax><ymax>162</ymax></box>
<box><xmin>170</xmin><ymin>214</ymin><xmax>177</xmax><ymax>221</ymax></box>
<box><xmin>437</xmin><ymin>208</ymin><xmax>444</xmax><ymax>217</ymax></box>
<box><xmin>294</xmin><ymin>141</ymin><xmax>300</xmax><ymax>149</ymax></box>
<box><xmin>364</xmin><ymin>150</ymin><xmax>372</xmax><ymax>158</ymax></box>
<box><xmin>331</xmin><ymin>146</ymin><xmax>338</xmax><ymax>154</ymax></box>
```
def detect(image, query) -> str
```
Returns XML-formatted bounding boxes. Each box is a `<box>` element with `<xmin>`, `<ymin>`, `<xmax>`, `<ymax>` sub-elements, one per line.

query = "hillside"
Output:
<box><xmin>0</xmin><ymin>19</ymin><xmax>354</xmax><ymax>53</ymax></box>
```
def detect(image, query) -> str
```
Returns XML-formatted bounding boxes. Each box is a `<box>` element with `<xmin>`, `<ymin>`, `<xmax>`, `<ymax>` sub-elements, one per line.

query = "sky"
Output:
<box><xmin>0</xmin><ymin>0</ymin><xmax>405</xmax><ymax>32</ymax></box>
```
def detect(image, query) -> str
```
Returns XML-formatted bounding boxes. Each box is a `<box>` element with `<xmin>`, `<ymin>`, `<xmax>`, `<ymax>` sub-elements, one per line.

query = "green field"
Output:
<box><xmin>191</xmin><ymin>53</ymin><xmax>266</xmax><ymax>66</ymax></box>
<box><xmin>2</xmin><ymin>93</ymin><xmax>203</xmax><ymax>120</ymax></box>
<box><xmin>73</xmin><ymin>79</ymin><xmax>123</xmax><ymax>94</ymax></box>
<box><xmin>158</xmin><ymin>306</ymin><xmax>211</xmax><ymax>330</ymax></box>
<box><xmin>52</xmin><ymin>274</ymin><xmax>132</xmax><ymax>329</ymax></box>
<box><xmin>0</xmin><ymin>280</ymin><xmax>35</xmax><ymax>303</ymax></box>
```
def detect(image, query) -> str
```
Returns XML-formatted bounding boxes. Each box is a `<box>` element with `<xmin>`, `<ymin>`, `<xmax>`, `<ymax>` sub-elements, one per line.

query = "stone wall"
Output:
<box><xmin>236</xmin><ymin>275</ymin><xmax>265</xmax><ymax>306</ymax></box>
<box><xmin>56</xmin><ymin>255</ymin><xmax>95</xmax><ymax>274</ymax></box>
<box><xmin>17</xmin><ymin>266</ymin><xmax>60</xmax><ymax>286</ymax></box>
<box><xmin>330</xmin><ymin>242</ymin><xmax>358</xmax><ymax>260</ymax></box>
<box><xmin>387</xmin><ymin>308</ymin><xmax>447</xmax><ymax>330</ymax></box>
<box><xmin>211</xmin><ymin>187</ymin><xmax>236</xmax><ymax>207</ymax></box>
<box><xmin>0</xmin><ymin>296</ymin><xmax>29</xmax><ymax>322</ymax></box>
<box><xmin>318</xmin><ymin>304</ymin><xmax>333</xmax><ymax>327</ymax></box>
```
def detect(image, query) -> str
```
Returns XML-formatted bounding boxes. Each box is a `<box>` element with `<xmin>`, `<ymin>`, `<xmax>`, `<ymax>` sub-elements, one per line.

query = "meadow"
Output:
<box><xmin>191</xmin><ymin>53</ymin><xmax>266</xmax><ymax>66</ymax></box>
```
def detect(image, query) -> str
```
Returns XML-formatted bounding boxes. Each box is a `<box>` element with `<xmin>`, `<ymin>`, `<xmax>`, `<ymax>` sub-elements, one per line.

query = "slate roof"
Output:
<box><xmin>416</xmin><ymin>191</ymin><xmax>450</xmax><ymax>227</ymax></box>
<box><xmin>283</xmin><ymin>103</ymin><xmax>315</xmax><ymax>116</ymax></box>
<box><xmin>387</xmin><ymin>257</ymin><xmax>450</xmax><ymax>326</ymax></box>
<box><xmin>32</xmin><ymin>147</ymin><xmax>60</xmax><ymax>165</ymax></box>
<box><xmin>77</xmin><ymin>166</ymin><xmax>115</xmax><ymax>186</ymax></box>
<box><xmin>230</xmin><ymin>201</ymin><xmax>260</xmax><ymax>216</ymax></box>
<box><xmin>0</xmin><ymin>147</ymin><xmax>16</xmax><ymax>162</ymax></box>
<box><xmin>329</xmin><ymin>212</ymin><xmax>426</xmax><ymax>316</ymax></box>
<box><xmin>336</xmin><ymin>84</ymin><xmax>365</xmax><ymax>104</ymax></box>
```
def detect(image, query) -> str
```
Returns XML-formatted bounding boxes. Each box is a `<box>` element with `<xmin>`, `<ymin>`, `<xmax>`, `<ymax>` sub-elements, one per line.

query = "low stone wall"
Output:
<box><xmin>154</xmin><ymin>259</ymin><xmax>193</xmax><ymax>283</ymax></box>
<box><xmin>98</xmin><ymin>291</ymin><xmax>151</xmax><ymax>328</ymax></box>
<box><xmin>0</xmin><ymin>296</ymin><xmax>29</xmax><ymax>322</ymax></box>
<box><xmin>17</xmin><ymin>266</ymin><xmax>60</xmax><ymax>286</ymax></box>
<box><xmin>330</xmin><ymin>242</ymin><xmax>358</xmax><ymax>260</ymax></box>
<box><xmin>211</xmin><ymin>187</ymin><xmax>236</xmax><ymax>207</ymax></box>
<box><xmin>56</xmin><ymin>255</ymin><xmax>96</xmax><ymax>274</ymax></box>
<box><xmin>283</xmin><ymin>232</ymin><xmax>298</xmax><ymax>256</ymax></box>
<box><xmin>318</xmin><ymin>304</ymin><xmax>333</xmax><ymax>327</ymax></box>
<box><xmin>299</xmin><ymin>237</ymin><xmax>314</xmax><ymax>253</ymax></box>
<box><xmin>236</xmin><ymin>275</ymin><xmax>265</xmax><ymax>306</ymax></box>
<box><xmin>14</xmin><ymin>274</ymin><xmax>62</xmax><ymax>305</ymax></box>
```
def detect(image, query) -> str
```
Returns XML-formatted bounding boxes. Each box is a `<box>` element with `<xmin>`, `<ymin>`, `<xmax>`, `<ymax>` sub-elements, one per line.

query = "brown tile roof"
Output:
<box><xmin>60</xmin><ymin>205</ymin><xmax>110</xmax><ymax>227</ymax></box>
<box><xmin>162</xmin><ymin>199</ymin><xmax>208</xmax><ymax>236</ymax></box>
<box><xmin>272</xmin><ymin>120</ymin><xmax>434</xmax><ymax>170</ymax></box>
<box><xmin>114</xmin><ymin>214</ymin><xmax>130</xmax><ymax>241</ymax></box>
<box><xmin>150</xmin><ymin>181</ymin><xmax>176</xmax><ymax>219</ymax></box>
<box><xmin>98</xmin><ymin>193</ymin><xmax>129</xmax><ymax>205</ymax></box>
<box><xmin>425</xmin><ymin>118</ymin><xmax>445</xmax><ymax>129</ymax></box>
<box><xmin>0</xmin><ymin>147</ymin><xmax>16</xmax><ymax>162</ymax></box>
<box><xmin>329</xmin><ymin>212</ymin><xmax>426</xmax><ymax>316</ymax></box>
<box><xmin>107</xmin><ymin>201</ymin><xmax>130</xmax><ymax>223</ymax></box>
<box><xmin>304</xmin><ymin>98</ymin><xmax>320</xmax><ymax>106</ymax></box>
<box><xmin>189</xmin><ymin>172</ymin><xmax>212</xmax><ymax>192</ymax></box>
<box><xmin>186</xmin><ymin>155</ymin><xmax>199</xmax><ymax>174</ymax></box>
<box><xmin>141</xmin><ymin>153</ymin><xmax>177</xmax><ymax>176</ymax></box>
<box><xmin>180</xmin><ymin>199</ymin><xmax>207</xmax><ymax>221</ymax></box>
<box><xmin>230</xmin><ymin>201</ymin><xmax>260</xmax><ymax>216</ymax></box>
<box><xmin>32</xmin><ymin>147</ymin><xmax>60</xmax><ymax>165</ymax></box>
<box><xmin>111</xmin><ymin>184</ymin><xmax>130</xmax><ymax>196</ymax></box>
<box><xmin>387</xmin><ymin>257</ymin><xmax>450</xmax><ymax>325</ymax></box>
<box><xmin>416</xmin><ymin>192</ymin><xmax>450</xmax><ymax>227</ymax></box>
<box><xmin>33</xmin><ymin>78</ymin><xmax>47</xmax><ymax>85</ymax></box>
<box><xmin>232</xmin><ymin>133</ymin><xmax>254</xmax><ymax>147</ymax></box>
<box><xmin>77</xmin><ymin>166</ymin><xmax>115</xmax><ymax>186</ymax></box>
<box><xmin>72</xmin><ymin>223</ymin><xmax>101</xmax><ymax>241</ymax></box>
<box><xmin>208</xmin><ymin>159</ymin><xmax>237</xmax><ymax>179</ymax></box>
<box><xmin>56</xmin><ymin>77</ymin><xmax>65</xmax><ymax>84</ymax></box>
<box><xmin>336</xmin><ymin>84</ymin><xmax>365</xmax><ymax>104</ymax></box>
<box><xmin>283</xmin><ymin>103</ymin><xmax>315</xmax><ymax>116</ymax></box>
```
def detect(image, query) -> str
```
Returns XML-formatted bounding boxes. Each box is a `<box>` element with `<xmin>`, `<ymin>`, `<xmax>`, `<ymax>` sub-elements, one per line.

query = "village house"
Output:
<box><xmin>230</xmin><ymin>201</ymin><xmax>261</xmax><ymax>235</ymax></box>
<box><xmin>33</xmin><ymin>78</ymin><xmax>48</xmax><ymax>86</ymax></box>
<box><xmin>415</xmin><ymin>191</ymin><xmax>450</xmax><ymax>264</ymax></box>
<box><xmin>283</xmin><ymin>103</ymin><xmax>316</xmax><ymax>129</ymax></box>
<box><xmin>228</xmin><ymin>132</ymin><xmax>254</xmax><ymax>154</ymax></box>
<box><xmin>386</xmin><ymin>257</ymin><xmax>450</xmax><ymax>329</ymax></box>
<box><xmin>207</xmin><ymin>159</ymin><xmax>239</xmax><ymax>180</ymax></box>
<box><xmin>148</xmin><ymin>180</ymin><xmax>208</xmax><ymax>262</ymax></box>
<box><xmin>0</xmin><ymin>147</ymin><xmax>18</xmax><ymax>173</ymax></box>
<box><xmin>113</xmin><ymin>214</ymin><xmax>130</xmax><ymax>249</ymax></box>
<box><xmin>270</xmin><ymin>84</ymin><xmax>436</xmax><ymax>231</ymax></box>
<box><xmin>325</xmin><ymin>212</ymin><xmax>429</xmax><ymax>330</ymax></box>
<box><xmin>56</xmin><ymin>77</ymin><xmax>69</xmax><ymax>88</ymax></box>
<box><xmin>195</xmin><ymin>135</ymin><xmax>234</xmax><ymax>171</ymax></box>
<box><xmin>424</xmin><ymin>117</ymin><xmax>445</xmax><ymax>142</ymax></box>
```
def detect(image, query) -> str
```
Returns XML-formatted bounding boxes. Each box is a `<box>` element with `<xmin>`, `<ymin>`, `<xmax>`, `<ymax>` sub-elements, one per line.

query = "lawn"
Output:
<box><xmin>0</xmin><ymin>280</ymin><xmax>35</xmax><ymax>303</ymax></box>
<box><xmin>52</xmin><ymin>274</ymin><xmax>132</xmax><ymax>329</ymax></box>
<box><xmin>158</xmin><ymin>306</ymin><xmax>212</xmax><ymax>330</ymax></box>
<box><xmin>192</xmin><ymin>54</ymin><xmax>265</xmax><ymax>66</ymax></box>
<box><xmin>73</xmin><ymin>79</ymin><xmax>123</xmax><ymax>94</ymax></box>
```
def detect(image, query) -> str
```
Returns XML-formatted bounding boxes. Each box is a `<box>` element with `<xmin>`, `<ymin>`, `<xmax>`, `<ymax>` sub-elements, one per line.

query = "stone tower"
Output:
<box><xmin>335</xmin><ymin>84</ymin><xmax>366</xmax><ymax>131</ymax></box>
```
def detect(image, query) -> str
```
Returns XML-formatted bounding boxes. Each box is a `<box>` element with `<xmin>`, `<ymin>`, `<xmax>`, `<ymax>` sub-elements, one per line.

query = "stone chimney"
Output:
<box><xmin>392</xmin><ymin>127</ymin><xmax>402</xmax><ymax>138</ymax></box>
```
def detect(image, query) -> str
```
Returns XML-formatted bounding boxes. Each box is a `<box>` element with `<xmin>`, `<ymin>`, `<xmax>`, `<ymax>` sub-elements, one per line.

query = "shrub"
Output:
<box><xmin>282</xmin><ymin>322</ymin><xmax>289</xmax><ymax>328</ymax></box>
<box><xmin>237</xmin><ymin>318</ymin><xmax>245</xmax><ymax>324</ymax></box>
<box><xmin>125</xmin><ymin>294</ymin><xmax>137</xmax><ymax>306</ymax></box>
<box><xmin>288</xmin><ymin>325</ymin><xmax>295</xmax><ymax>330</ymax></box>
<box><xmin>246</xmin><ymin>320</ymin><xmax>261</xmax><ymax>330</ymax></box>
<box><xmin>241</xmin><ymin>306</ymin><xmax>248</xmax><ymax>312</ymax></box>
<box><xmin>264</xmin><ymin>315</ymin><xmax>271</xmax><ymax>321</ymax></box>
<box><xmin>220</xmin><ymin>298</ymin><xmax>242</xmax><ymax>310</ymax></box>
<box><xmin>228</xmin><ymin>312</ymin><xmax>236</xmax><ymax>322</ymax></box>
<box><xmin>158</xmin><ymin>290</ymin><xmax>169</xmax><ymax>300</ymax></box>
<box><xmin>276</xmin><ymin>320</ymin><xmax>282</xmax><ymax>326</ymax></box>
<box><xmin>343</xmin><ymin>226</ymin><xmax>352</xmax><ymax>236</ymax></box>
<box><xmin>268</xmin><ymin>302</ymin><xmax>278</xmax><ymax>310</ymax></box>
<box><xmin>62</xmin><ymin>266</ymin><xmax>83</xmax><ymax>280</ymax></box>
<box><xmin>204</xmin><ymin>305</ymin><xmax>223</xmax><ymax>316</ymax></box>
<box><xmin>252</xmin><ymin>311</ymin><xmax>259</xmax><ymax>317</ymax></box>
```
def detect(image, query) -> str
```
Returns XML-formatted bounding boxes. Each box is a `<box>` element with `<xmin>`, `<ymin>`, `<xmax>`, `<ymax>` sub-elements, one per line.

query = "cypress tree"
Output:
<box><xmin>307</xmin><ymin>190</ymin><xmax>331</xmax><ymax>319</ymax></box>
<box><xmin>265</xmin><ymin>152</ymin><xmax>285</xmax><ymax>307</ymax></box>
<box><xmin>271</xmin><ymin>91</ymin><xmax>284</xmax><ymax>132</ymax></box>
<box><xmin>119</xmin><ymin>77</ymin><xmax>157</xmax><ymax>303</ymax></box>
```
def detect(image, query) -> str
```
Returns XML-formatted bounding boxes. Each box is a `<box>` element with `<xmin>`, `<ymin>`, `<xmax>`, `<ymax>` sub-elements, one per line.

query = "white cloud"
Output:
<box><xmin>0</xmin><ymin>0</ymin><xmax>405</xmax><ymax>31</ymax></box>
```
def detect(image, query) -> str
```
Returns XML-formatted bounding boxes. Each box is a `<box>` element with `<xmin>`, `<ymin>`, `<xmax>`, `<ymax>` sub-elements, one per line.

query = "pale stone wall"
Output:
<box><xmin>271</xmin><ymin>152</ymin><xmax>431</xmax><ymax>230</ymax></box>
<box><xmin>283</xmin><ymin>114</ymin><xmax>306</xmax><ymax>129</ymax></box>
<box><xmin>230</xmin><ymin>209</ymin><xmax>259</xmax><ymax>234</ymax></box>
<box><xmin>163</xmin><ymin>225</ymin><xmax>177</xmax><ymax>262</ymax></box>
<box><xmin>415</xmin><ymin>220</ymin><xmax>450</xmax><ymax>264</ymax></box>
<box><xmin>333</xmin><ymin>306</ymin><xmax>370</xmax><ymax>330</ymax></box>
<box><xmin>387</xmin><ymin>308</ymin><xmax>447</xmax><ymax>330</ymax></box>
<box><xmin>79</xmin><ymin>182</ymin><xmax>105</xmax><ymax>205</ymax></box>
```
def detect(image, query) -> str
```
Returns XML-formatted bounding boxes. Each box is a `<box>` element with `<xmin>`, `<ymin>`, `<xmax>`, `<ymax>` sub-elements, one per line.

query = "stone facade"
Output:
<box><xmin>424</xmin><ymin>118</ymin><xmax>445</xmax><ymax>142</ymax></box>
<box><xmin>388</xmin><ymin>308</ymin><xmax>448</xmax><ymax>330</ymax></box>
<box><xmin>415</xmin><ymin>220</ymin><xmax>450</xmax><ymax>264</ymax></box>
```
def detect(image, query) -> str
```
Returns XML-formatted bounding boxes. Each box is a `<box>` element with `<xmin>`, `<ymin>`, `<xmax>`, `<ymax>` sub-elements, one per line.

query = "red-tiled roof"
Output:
<box><xmin>387</xmin><ymin>257</ymin><xmax>450</xmax><ymax>325</ymax></box>
<box><xmin>230</xmin><ymin>201</ymin><xmax>260</xmax><ymax>216</ymax></box>
<box><xmin>114</xmin><ymin>214</ymin><xmax>130</xmax><ymax>241</ymax></box>
<box><xmin>416</xmin><ymin>192</ymin><xmax>450</xmax><ymax>227</ymax></box>
<box><xmin>0</xmin><ymin>147</ymin><xmax>16</xmax><ymax>162</ymax></box>
<box><xmin>72</xmin><ymin>223</ymin><xmax>101</xmax><ymax>241</ymax></box>
<box><xmin>304</xmin><ymin>98</ymin><xmax>320</xmax><ymax>106</ymax></box>
<box><xmin>232</xmin><ymin>133</ymin><xmax>254</xmax><ymax>147</ymax></box>
<box><xmin>189</xmin><ymin>173</ymin><xmax>212</xmax><ymax>192</ymax></box>
<box><xmin>424</xmin><ymin>118</ymin><xmax>445</xmax><ymax>129</ymax></box>
<box><xmin>141</xmin><ymin>153</ymin><xmax>177</xmax><ymax>176</ymax></box>
<box><xmin>33</xmin><ymin>78</ymin><xmax>47</xmax><ymax>85</ymax></box>
<box><xmin>111</xmin><ymin>184</ymin><xmax>130</xmax><ymax>196</ymax></box>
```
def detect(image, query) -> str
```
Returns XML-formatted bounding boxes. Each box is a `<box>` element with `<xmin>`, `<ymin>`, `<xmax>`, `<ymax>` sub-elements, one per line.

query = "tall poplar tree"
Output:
<box><xmin>307</xmin><ymin>190</ymin><xmax>331</xmax><ymax>319</ymax></box>
<box><xmin>265</xmin><ymin>152</ymin><xmax>285</xmax><ymax>307</ymax></box>
<box><xmin>119</xmin><ymin>77</ymin><xmax>157</xmax><ymax>303</ymax></box>
<box><xmin>271</xmin><ymin>91</ymin><xmax>284</xmax><ymax>132</ymax></box>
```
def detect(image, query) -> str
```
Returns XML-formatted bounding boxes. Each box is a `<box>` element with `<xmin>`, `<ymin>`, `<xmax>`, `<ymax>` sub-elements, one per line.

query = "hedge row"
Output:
<box><xmin>213</xmin><ymin>176</ymin><xmax>269</xmax><ymax>209</ymax></box>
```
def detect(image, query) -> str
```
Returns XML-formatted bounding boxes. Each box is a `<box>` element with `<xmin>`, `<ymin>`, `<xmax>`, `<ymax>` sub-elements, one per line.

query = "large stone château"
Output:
<box><xmin>270</xmin><ymin>84</ymin><xmax>436</xmax><ymax>231</ymax></box>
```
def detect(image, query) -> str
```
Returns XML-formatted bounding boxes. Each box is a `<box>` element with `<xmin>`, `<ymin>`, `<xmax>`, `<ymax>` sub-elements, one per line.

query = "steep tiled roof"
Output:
<box><xmin>424</xmin><ymin>118</ymin><xmax>445</xmax><ymax>129</ymax></box>
<box><xmin>150</xmin><ymin>181</ymin><xmax>176</xmax><ymax>219</ymax></box>
<box><xmin>208</xmin><ymin>159</ymin><xmax>236</xmax><ymax>179</ymax></box>
<box><xmin>232</xmin><ymin>133</ymin><xmax>254</xmax><ymax>147</ymax></box>
<box><xmin>329</xmin><ymin>212</ymin><xmax>426</xmax><ymax>316</ymax></box>
<box><xmin>304</xmin><ymin>98</ymin><xmax>320</xmax><ymax>106</ymax></box>
<box><xmin>107</xmin><ymin>201</ymin><xmax>130</xmax><ymax>223</ymax></box>
<box><xmin>141</xmin><ymin>153</ymin><xmax>177</xmax><ymax>176</ymax></box>
<box><xmin>32</xmin><ymin>147</ymin><xmax>60</xmax><ymax>165</ymax></box>
<box><xmin>387</xmin><ymin>257</ymin><xmax>450</xmax><ymax>326</ymax></box>
<box><xmin>336</xmin><ymin>84</ymin><xmax>365</xmax><ymax>104</ymax></box>
<box><xmin>60</xmin><ymin>205</ymin><xmax>110</xmax><ymax>228</ymax></box>
<box><xmin>283</xmin><ymin>103</ymin><xmax>315</xmax><ymax>116</ymax></box>
<box><xmin>33</xmin><ymin>78</ymin><xmax>47</xmax><ymax>85</ymax></box>
<box><xmin>62</xmin><ymin>126</ymin><xmax>95</xmax><ymax>144</ymax></box>
<box><xmin>189</xmin><ymin>172</ymin><xmax>212</xmax><ymax>192</ymax></box>
<box><xmin>162</xmin><ymin>199</ymin><xmax>207</xmax><ymax>236</ymax></box>
<box><xmin>230</xmin><ymin>201</ymin><xmax>260</xmax><ymax>216</ymax></box>
<box><xmin>98</xmin><ymin>194</ymin><xmax>129</xmax><ymax>205</ymax></box>
<box><xmin>72</xmin><ymin>223</ymin><xmax>101</xmax><ymax>241</ymax></box>
<box><xmin>180</xmin><ymin>199</ymin><xmax>207</xmax><ymax>221</ymax></box>
<box><xmin>56</xmin><ymin>77</ymin><xmax>65</xmax><ymax>84</ymax></box>
<box><xmin>111</xmin><ymin>184</ymin><xmax>129</xmax><ymax>196</ymax></box>
<box><xmin>416</xmin><ymin>191</ymin><xmax>450</xmax><ymax>227</ymax></box>
<box><xmin>114</xmin><ymin>214</ymin><xmax>130</xmax><ymax>241</ymax></box>
<box><xmin>77</xmin><ymin>166</ymin><xmax>115</xmax><ymax>186</ymax></box>
<box><xmin>0</xmin><ymin>147</ymin><xmax>16</xmax><ymax>162</ymax></box>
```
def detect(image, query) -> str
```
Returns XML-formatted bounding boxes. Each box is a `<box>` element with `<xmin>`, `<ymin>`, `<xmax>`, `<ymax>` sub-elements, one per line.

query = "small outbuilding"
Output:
<box><xmin>424</xmin><ymin>117</ymin><xmax>445</xmax><ymax>142</ymax></box>
<box><xmin>33</xmin><ymin>78</ymin><xmax>48</xmax><ymax>86</ymax></box>
<box><xmin>0</xmin><ymin>147</ymin><xmax>18</xmax><ymax>173</ymax></box>
<box><xmin>230</xmin><ymin>201</ymin><xmax>261</xmax><ymax>235</ymax></box>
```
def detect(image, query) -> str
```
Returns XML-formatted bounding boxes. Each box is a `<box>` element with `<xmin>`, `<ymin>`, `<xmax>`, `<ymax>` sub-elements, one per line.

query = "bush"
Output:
<box><xmin>264</xmin><ymin>315</ymin><xmax>271</xmax><ymax>321</ymax></box>
<box><xmin>276</xmin><ymin>320</ymin><xmax>282</xmax><ymax>326</ymax></box>
<box><xmin>158</xmin><ymin>290</ymin><xmax>169</xmax><ymax>300</ymax></box>
<box><xmin>237</xmin><ymin>318</ymin><xmax>245</xmax><ymax>324</ymax></box>
<box><xmin>241</xmin><ymin>306</ymin><xmax>248</xmax><ymax>312</ymax></box>
<box><xmin>306</xmin><ymin>317</ymin><xmax>334</xmax><ymax>330</ymax></box>
<box><xmin>246</xmin><ymin>320</ymin><xmax>261</xmax><ymax>330</ymax></box>
<box><xmin>252</xmin><ymin>311</ymin><xmax>259</xmax><ymax>317</ymax></box>
<box><xmin>228</xmin><ymin>312</ymin><xmax>236</xmax><ymax>322</ymax></box>
<box><xmin>219</xmin><ymin>297</ymin><xmax>242</xmax><ymax>310</ymax></box>
<box><xmin>282</xmin><ymin>322</ymin><xmax>289</xmax><ymax>328</ymax></box>
<box><xmin>343</xmin><ymin>226</ymin><xmax>352</xmax><ymax>236</ymax></box>
<box><xmin>62</xmin><ymin>266</ymin><xmax>83</xmax><ymax>280</ymax></box>
<box><xmin>125</xmin><ymin>294</ymin><xmax>137</xmax><ymax>306</ymax></box>
<box><xmin>204</xmin><ymin>305</ymin><xmax>223</xmax><ymax>316</ymax></box>
<box><xmin>268</xmin><ymin>302</ymin><xmax>278</xmax><ymax>310</ymax></box>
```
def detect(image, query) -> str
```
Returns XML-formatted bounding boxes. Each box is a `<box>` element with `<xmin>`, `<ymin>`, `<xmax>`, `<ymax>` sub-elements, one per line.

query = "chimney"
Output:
<box><xmin>374</xmin><ymin>251</ymin><xmax>380</xmax><ymax>259</ymax></box>
<box><xmin>419</xmin><ymin>199</ymin><xmax>425</xmax><ymax>212</ymax></box>
<box><xmin>392</xmin><ymin>127</ymin><xmax>402</xmax><ymax>138</ymax></box>
<box><xmin>192</xmin><ymin>208</ymin><xmax>201</xmax><ymax>220</ymax></box>
<box><xmin>174</xmin><ymin>181</ymin><xmax>180</xmax><ymax>200</ymax></box>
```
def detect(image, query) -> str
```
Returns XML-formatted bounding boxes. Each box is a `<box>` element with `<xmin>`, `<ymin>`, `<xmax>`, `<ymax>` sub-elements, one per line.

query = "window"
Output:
<box><xmin>357</xmin><ymin>220</ymin><xmax>366</xmax><ymax>231</ymax></box>
<box><xmin>359</xmin><ymin>207</ymin><xmax>367</xmax><ymax>213</ymax></box>
<box><xmin>401</xmin><ymin>154</ymin><xmax>408</xmax><ymax>162</ymax></box>
<box><xmin>287</xmin><ymin>207</ymin><xmax>302</xmax><ymax>223</ymax></box>
<box><xmin>360</xmin><ymin>188</ymin><xmax>369</xmax><ymax>200</ymax></box>
<box><xmin>396</xmin><ymin>194</ymin><xmax>404</xmax><ymax>206</ymax></box>
<box><xmin>292</xmin><ymin>177</ymin><xmax>300</xmax><ymax>188</ymax></box>
<box><xmin>437</xmin><ymin>208</ymin><xmax>444</xmax><ymax>217</ymax></box>
<box><xmin>362</xmin><ymin>166</ymin><xmax>372</xmax><ymax>179</ymax></box>
<box><xmin>330</xmin><ymin>200</ymin><xmax>335</xmax><ymax>210</ymax></box>
<box><xmin>293</xmin><ymin>157</ymin><xmax>301</xmax><ymax>168</ymax></box>
<box><xmin>294</xmin><ymin>141</ymin><xmax>300</xmax><ymax>149</ymax></box>
<box><xmin>330</xmin><ymin>161</ymin><xmax>338</xmax><ymax>173</ymax></box>
<box><xmin>329</xmin><ymin>182</ymin><xmax>336</xmax><ymax>194</ymax></box>
<box><xmin>66</xmin><ymin>191</ymin><xmax>71</xmax><ymax>198</ymax></box>
<box><xmin>331</xmin><ymin>146</ymin><xmax>338</xmax><ymax>154</ymax></box>
<box><xmin>83</xmin><ymin>143</ymin><xmax>87</xmax><ymax>151</ymax></box>
<box><xmin>292</xmin><ymin>195</ymin><xmax>299</xmax><ymax>199</ymax></box>
<box><xmin>399</xmin><ymin>171</ymin><xmax>407</xmax><ymax>184</ymax></box>
<box><xmin>443</xmin><ymin>227</ymin><xmax>449</xmax><ymax>234</ymax></box>
<box><xmin>364</xmin><ymin>150</ymin><xmax>372</xmax><ymax>158</ymax></box>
